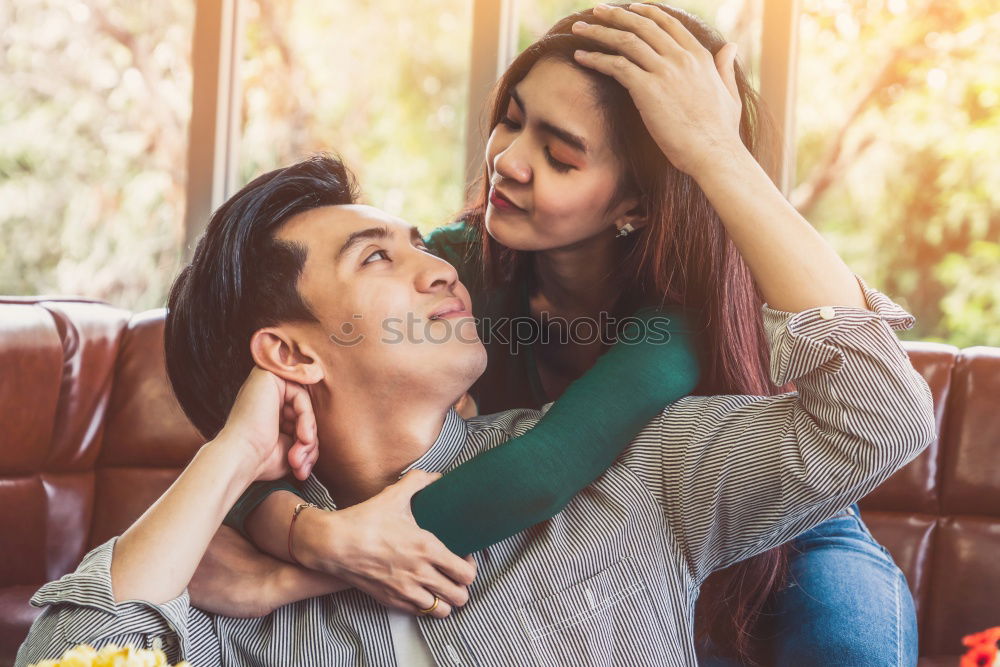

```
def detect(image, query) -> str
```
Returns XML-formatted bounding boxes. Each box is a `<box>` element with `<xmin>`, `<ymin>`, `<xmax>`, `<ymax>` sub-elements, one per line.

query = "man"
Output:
<box><xmin>18</xmin><ymin>155</ymin><xmax>935</xmax><ymax>666</ymax></box>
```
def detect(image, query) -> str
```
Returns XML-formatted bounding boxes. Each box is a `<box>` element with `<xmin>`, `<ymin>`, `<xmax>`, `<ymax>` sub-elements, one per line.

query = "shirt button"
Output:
<box><xmin>819</xmin><ymin>306</ymin><xmax>836</xmax><ymax>320</ymax></box>
<box><xmin>446</xmin><ymin>644</ymin><xmax>462</xmax><ymax>665</ymax></box>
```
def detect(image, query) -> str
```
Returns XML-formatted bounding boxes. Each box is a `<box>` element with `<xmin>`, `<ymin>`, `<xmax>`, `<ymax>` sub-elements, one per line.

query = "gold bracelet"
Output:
<box><xmin>288</xmin><ymin>502</ymin><xmax>319</xmax><ymax>566</ymax></box>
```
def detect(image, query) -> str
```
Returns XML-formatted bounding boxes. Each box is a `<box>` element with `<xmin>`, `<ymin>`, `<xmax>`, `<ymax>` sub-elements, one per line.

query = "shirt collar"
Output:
<box><xmin>397</xmin><ymin>407</ymin><xmax>467</xmax><ymax>478</ymax></box>
<box><xmin>300</xmin><ymin>407</ymin><xmax>467</xmax><ymax>509</ymax></box>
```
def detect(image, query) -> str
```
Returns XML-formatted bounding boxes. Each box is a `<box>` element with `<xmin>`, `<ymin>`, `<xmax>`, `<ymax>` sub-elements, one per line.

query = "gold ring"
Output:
<box><xmin>418</xmin><ymin>596</ymin><xmax>440</xmax><ymax>615</ymax></box>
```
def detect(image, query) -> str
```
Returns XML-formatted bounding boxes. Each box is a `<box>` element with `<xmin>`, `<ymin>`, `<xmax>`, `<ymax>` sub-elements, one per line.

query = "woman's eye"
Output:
<box><xmin>545</xmin><ymin>147</ymin><xmax>573</xmax><ymax>173</ymax></box>
<box><xmin>362</xmin><ymin>249</ymin><xmax>389</xmax><ymax>265</ymax></box>
<box><xmin>500</xmin><ymin>116</ymin><xmax>521</xmax><ymax>130</ymax></box>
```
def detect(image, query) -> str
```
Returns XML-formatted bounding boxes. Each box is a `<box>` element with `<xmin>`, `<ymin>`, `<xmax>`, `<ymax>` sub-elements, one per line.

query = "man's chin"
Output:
<box><xmin>410</xmin><ymin>350</ymin><xmax>485</xmax><ymax>409</ymax></box>
<box><xmin>425</xmin><ymin>316</ymin><xmax>481</xmax><ymax>347</ymax></box>
<box><xmin>449</xmin><ymin>341</ymin><xmax>488</xmax><ymax>387</ymax></box>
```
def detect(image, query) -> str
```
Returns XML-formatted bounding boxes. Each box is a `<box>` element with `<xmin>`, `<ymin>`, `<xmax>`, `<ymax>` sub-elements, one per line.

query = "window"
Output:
<box><xmin>3</xmin><ymin>0</ymin><xmax>995</xmax><ymax>346</ymax></box>
<box><xmin>0</xmin><ymin>0</ymin><xmax>193</xmax><ymax>311</ymax></box>
<box><xmin>239</xmin><ymin>0</ymin><xmax>473</xmax><ymax>232</ymax></box>
<box><xmin>793</xmin><ymin>0</ymin><xmax>1000</xmax><ymax>345</ymax></box>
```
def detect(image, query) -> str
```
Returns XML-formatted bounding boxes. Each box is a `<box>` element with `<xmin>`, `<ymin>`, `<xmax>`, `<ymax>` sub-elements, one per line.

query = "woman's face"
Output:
<box><xmin>484</xmin><ymin>58</ymin><xmax>636</xmax><ymax>252</ymax></box>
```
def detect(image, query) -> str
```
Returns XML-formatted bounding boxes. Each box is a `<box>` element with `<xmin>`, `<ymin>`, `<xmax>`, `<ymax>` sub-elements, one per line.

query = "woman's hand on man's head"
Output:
<box><xmin>571</xmin><ymin>3</ymin><xmax>745</xmax><ymax>179</ymax></box>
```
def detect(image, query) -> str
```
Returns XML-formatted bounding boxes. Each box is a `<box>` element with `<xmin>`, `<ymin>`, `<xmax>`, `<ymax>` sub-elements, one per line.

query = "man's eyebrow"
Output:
<box><xmin>337</xmin><ymin>225</ymin><xmax>425</xmax><ymax>261</ymax></box>
<box><xmin>510</xmin><ymin>87</ymin><xmax>589</xmax><ymax>155</ymax></box>
<box><xmin>337</xmin><ymin>225</ymin><xmax>392</xmax><ymax>260</ymax></box>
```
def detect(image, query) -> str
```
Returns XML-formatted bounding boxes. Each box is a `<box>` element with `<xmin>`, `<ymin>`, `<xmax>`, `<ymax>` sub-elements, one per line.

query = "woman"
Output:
<box><xmin>212</xmin><ymin>4</ymin><xmax>916</xmax><ymax>664</ymax></box>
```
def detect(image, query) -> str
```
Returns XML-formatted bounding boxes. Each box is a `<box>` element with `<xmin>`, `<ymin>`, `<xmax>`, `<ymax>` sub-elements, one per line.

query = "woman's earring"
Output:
<box><xmin>616</xmin><ymin>223</ymin><xmax>635</xmax><ymax>238</ymax></box>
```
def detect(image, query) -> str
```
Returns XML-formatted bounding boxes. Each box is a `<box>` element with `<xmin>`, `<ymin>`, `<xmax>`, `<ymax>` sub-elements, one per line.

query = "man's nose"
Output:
<box><xmin>415</xmin><ymin>252</ymin><xmax>459</xmax><ymax>292</ymax></box>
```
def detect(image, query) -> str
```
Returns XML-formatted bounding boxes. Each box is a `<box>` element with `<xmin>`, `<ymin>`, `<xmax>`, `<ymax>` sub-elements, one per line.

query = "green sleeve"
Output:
<box><xmin>411</xmin><ymin>306</ymin><xmax>700</xmax><ymax>556</ymax></box>
<box><xmin>223</xmin><ymin>478</ymin><xmax>302</xmax><ymax>540</ymax></box>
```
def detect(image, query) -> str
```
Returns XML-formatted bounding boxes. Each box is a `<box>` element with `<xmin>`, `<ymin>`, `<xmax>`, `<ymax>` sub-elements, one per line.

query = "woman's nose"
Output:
<box><xmin>493</xmin><ymin>141</ymin><xmax>531</xmax><ymax>184</ymax></box>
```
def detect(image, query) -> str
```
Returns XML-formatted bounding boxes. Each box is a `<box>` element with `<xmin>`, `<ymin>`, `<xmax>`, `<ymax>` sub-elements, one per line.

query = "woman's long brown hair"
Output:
<box><xmin>460</xmin><ymin>4</ymin><xmax>790</xmax><ymax>662</ymax></box>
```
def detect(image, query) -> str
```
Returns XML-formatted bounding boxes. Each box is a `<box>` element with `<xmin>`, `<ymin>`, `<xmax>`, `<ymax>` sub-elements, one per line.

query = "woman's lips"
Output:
<box><xmin>489</xmin><ymin>187</ymin><xmax>524</xmax><ymax>212</ymax></box>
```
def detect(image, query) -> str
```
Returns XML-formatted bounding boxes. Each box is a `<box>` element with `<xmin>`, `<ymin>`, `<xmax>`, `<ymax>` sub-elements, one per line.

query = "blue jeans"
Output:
<box><xmin>696</xmin><ymin>505</ymin><xmax>918</xmax><ymax>666</ymax></box>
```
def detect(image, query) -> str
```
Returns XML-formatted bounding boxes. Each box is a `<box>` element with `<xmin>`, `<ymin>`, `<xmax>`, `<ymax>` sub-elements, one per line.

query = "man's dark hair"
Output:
<box><xmin>165</xmin><ymin>154</ymin><xmax>360</xmax><ymax>438</ymax></box>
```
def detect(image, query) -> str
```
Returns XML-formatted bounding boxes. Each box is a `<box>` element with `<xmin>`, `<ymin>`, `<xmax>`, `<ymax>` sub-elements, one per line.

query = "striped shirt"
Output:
<box><xmin>17</xmin><ymin>283</ymin><xmax>936</xmax><ymax>667</ymax></box>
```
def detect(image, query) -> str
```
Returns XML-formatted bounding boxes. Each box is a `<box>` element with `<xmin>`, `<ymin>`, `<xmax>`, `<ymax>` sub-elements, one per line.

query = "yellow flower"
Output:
<box><xmin>29</xmin><ymin>644</ymin><xmax>190</xmax><ymax>667</ymax></box>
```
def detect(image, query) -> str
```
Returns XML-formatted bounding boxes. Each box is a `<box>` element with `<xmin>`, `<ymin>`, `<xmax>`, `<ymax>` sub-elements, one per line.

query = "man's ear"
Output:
<box><xmin>610</xmin><ymin>196</ymin><xmax>648</xmax><ymax>235</ymax></box>
<box><xmin>249</xmin><ymin>327</ymin><xmax>324</xmax><ymax>386</ymax></box>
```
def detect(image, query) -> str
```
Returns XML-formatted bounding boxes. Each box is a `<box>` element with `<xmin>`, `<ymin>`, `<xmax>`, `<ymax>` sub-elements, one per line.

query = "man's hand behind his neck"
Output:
<box><xmin>110</xmin><ymin>368</ymin><xmax>319</xmax><ymax>606</ymax></box>
<box><xmin>220</xmin><ymin>367</ymin><xmax>319</xmax><ymax>483</ymax></box>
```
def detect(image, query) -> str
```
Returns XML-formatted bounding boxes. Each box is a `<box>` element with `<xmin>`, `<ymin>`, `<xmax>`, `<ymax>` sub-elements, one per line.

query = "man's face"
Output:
<box><xmin>276</xmin><ymin>205</ymin><xmax>486</xmax><ymax>404</ymax></box>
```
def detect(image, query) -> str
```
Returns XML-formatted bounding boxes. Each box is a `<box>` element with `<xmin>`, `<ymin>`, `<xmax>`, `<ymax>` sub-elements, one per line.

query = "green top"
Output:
<box><xmin>224</xmin><ymin>221</ymin><xmax>700</xmax><ymax>556</ymax></box>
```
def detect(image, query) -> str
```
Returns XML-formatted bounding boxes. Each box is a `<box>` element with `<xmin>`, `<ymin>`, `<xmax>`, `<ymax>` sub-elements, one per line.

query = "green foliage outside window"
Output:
<box><xmin>1</xmin><ymin>0</ymin><xmax>996</xmax><ymax>346</ymax></box>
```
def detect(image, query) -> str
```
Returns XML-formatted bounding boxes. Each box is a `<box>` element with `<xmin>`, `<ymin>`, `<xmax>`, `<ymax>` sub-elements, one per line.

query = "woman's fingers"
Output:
<box><xmin>626</xmin><ymin>3</ymin><xmax>705</xmax><ymax>55</ymax></box>
<box><xmin>402</xmin><ymin>589</ymin><xmax>453</xmax><ymax>619</ymax></box>
<box><xmin>390</xmin><ymin>471</ymin><xmax>476</xmax><ymax>610</ymax></box>
<box><xmin>428</xmin><ymin>541</ymin><xmax>477</xmax><ymax>587</ymax></box>
<box><xmin>421</xmin><ymin>569</ymin><xmax>470</xmax><ymax>609</ymax></box>
<box><xmin>592</xmin><ymin>3</ymin><xmax>682</xmax><ymax>58</ymax></box>
<box><xmin>572</xmin><ymin>21</ymin><xmax>661</xmax><ymax>72</ymax></box>
<box><xmin>398</xmin><ymin>473</ymin><xmax>476</xmax><ymax>610</ymax></box>
<box><xmin>391</xmin><ymin>471</ymin><xmax>477</xmax><ymax>586</ymax></box>
<box><xmin>358</xmin><ymin>576</ymin><xmax>460</xmax><ymax>619</ymax></box>
<box><xmin>323</xmin><ymin>470</ymin><xmax>477</xmax><ymax>620</ymax></box>
<box><xmin>573</xmin><ymin>49</ymin><xmax>645</xmax><ymax>89</ymax></box>
<box><xmin>391</xmin><ymin>469</ymin><xmax>443</xmax><ymax>509</ymax></box>
<box><xmin>714</xmin><ymin>42</ymin><xmax>741</xmax><ymax>105</ymax></box>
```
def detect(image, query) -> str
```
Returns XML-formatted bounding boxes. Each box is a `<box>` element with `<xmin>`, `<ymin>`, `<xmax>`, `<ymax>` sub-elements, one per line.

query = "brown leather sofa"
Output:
<box><xmin>1</xmin><ymin>297</ymin><xmax>997</xmax><ymax>666</ymax></box>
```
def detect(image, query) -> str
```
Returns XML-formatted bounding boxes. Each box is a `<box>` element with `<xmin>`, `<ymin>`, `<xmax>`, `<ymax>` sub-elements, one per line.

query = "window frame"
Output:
<box><xmin>183</xmin><ymin>0</ymin><xmax>243</xmax><ymax>260</ymax></box>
